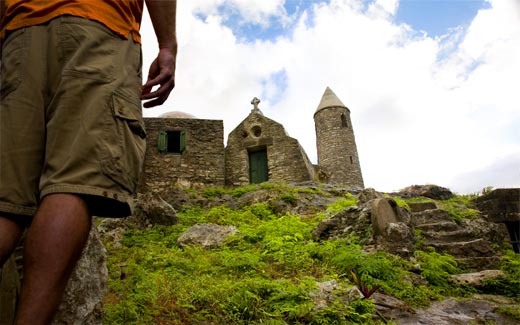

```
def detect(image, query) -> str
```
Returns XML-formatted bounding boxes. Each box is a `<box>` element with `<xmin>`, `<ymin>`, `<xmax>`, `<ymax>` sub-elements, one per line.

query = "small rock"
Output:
<box><xmin>357</xmin><ymin>188</ymin><xmax>383</xmax><ymax>205</ymax></box>
<box><xmin>177</xmin><ymin>223</ymin><xmax>238</xmax><ymax>249</ymax></box>
<box><xmin>448</xmin><ymin>270</ymin><xmax>505</xmax><ymax>287</ymax></box>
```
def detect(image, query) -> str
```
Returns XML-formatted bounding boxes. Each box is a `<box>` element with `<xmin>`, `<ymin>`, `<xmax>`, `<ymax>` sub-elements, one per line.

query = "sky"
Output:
<box><xmin>139</xmin><ymin>0</ymin><xmax>520</xmax><ymax>194</ymax></box>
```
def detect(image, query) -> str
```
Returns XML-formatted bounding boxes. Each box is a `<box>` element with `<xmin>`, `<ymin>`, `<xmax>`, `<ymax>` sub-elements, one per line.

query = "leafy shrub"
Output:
<box><xmin>325</xmin><ymin>193</ymin><xmax>358</xmax><ymax>214</ymax></box>
<box><xmin>480</xmin><ymin>250</ymin><xmax>520</xmax><ymax>299</ymax></box>
<box><xmin>414</xmin><ymin>248</ymin><xmax>461</xmax><ymax>288</ymax></box>
<box><xmin>280</xmin><ymin>193</ymin><xmax>297</xmax><ymax>204</ymax></box>
<box><xmin>103</xmin><ymin>187</ymin><xmax>494</xmax><ymax>324</ymax></box>
<box><xmin>439</xmin><ymin>195</ymin><xmax>480</xmax><ymax>222</ymax></box>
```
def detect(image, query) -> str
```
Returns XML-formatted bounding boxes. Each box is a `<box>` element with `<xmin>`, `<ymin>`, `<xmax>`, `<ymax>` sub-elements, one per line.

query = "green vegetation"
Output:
<box><xmin>102</xmin><ymin>186</ymin><xmax>519</xmax><ymax>324</ymax></box>
<box><xmin>480</xmin><ymin>250</ymin><xmax>520</xmax><ymax>299</ymax></box>
<box><xmin>438</xmin><ymin>196</ymin><xmax>480</xmax><ymax>222</ymax></box>
<box><xmin>324</xmin><ymin>192</ymin><xmax>358</xmax><ymax>215</ymax></box>
<box><xmin>202</xmin><ymin>183</ymin><xmax>325</xmax><ymax>199</ymax></box>
<box><xmin>494</xmin><ymin>305</ymin><xmax>520</xmax><ymax>321</ymax></box>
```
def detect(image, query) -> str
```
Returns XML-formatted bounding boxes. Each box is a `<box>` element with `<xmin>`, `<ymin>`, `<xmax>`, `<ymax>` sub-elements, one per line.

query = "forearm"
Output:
<box><xmin>145</xmin><ymin>0</ymin><xmax>177</xmax><ymax>51</ymax></box>
<box><xmin>0</xmin><ymin>0</ymin><xmax>6</xmax><ymax>25</ymax></box>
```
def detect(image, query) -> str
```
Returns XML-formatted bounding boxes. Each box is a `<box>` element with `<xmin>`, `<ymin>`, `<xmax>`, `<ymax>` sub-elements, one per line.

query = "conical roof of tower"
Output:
<box><xmin>315</xmin><ymin>87</ymin><xmax>349</xmax><ymax>113</ymax></box>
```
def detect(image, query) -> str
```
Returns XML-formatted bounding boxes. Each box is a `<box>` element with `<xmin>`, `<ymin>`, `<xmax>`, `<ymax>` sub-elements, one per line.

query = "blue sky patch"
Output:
<box><xmin>211</xmin><ymin>0</ymin><xmax>326</xmax><ymax>42</ymax></box>
<box><xmin>261</xmin><ymin>69</ymin><xmax>289</xmax><ymax>105</ymax></box>
<box><xmin>395</xmin><ymin>0</ymin><xmax>490</xmax><ymax>37</ymax></box>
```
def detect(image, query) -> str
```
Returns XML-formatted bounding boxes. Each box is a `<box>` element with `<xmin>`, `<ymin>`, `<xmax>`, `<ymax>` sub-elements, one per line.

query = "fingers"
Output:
<box><xmin>141</xmin><ymin>73</ymin><xmax>175</xmax><ymax>107</ymax></box>
<box><xmin>141</xmin><ymin>49</ymin><xmax>176</xmax><ymax>108</ymax></box>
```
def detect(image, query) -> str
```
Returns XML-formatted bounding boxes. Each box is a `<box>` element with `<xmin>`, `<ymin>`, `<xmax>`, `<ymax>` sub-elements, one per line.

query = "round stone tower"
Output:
<box><xmin>314</xmin><ymin>87</ymin><xmax>364</xmax><ymax>188</ymax></box>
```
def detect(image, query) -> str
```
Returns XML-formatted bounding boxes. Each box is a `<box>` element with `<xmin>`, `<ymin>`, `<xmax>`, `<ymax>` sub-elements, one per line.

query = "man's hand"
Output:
<box><xmin>142</xmin><ymin>0</ymin><xmax>177</xmax><ymax>108</ymax></box>
<box><xmin>141</xmin><ymin>46</ymin><xmax>176</xmax><ymax>108</ymax></box>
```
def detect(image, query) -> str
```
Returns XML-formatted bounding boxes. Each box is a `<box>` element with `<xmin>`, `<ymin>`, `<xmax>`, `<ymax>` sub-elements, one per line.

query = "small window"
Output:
<box><xmin>251</xmin><ymin>125</ymin><xmax>262</xmax><ymax>137</ymax></box>
<box><xmin>158</xmin><ymin>130</ymin><xmax>186</xmax><ymax>154</ymax></box>
<box><xmin>350</xmin><ymin>156</ymin><xmax>353</xmax><ymax>164</ymax></box>
<box><xmin>341</xmin><ymin>113</ymin><xmax>348</xmax><ymax>128</ymax></box>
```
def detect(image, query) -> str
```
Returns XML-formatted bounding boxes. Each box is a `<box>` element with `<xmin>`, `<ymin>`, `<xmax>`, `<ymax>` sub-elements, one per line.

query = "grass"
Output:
<box><xmin>101</xmin><ymin>186</ymin><xmax>519</xmax><ymax>324</ymax></box>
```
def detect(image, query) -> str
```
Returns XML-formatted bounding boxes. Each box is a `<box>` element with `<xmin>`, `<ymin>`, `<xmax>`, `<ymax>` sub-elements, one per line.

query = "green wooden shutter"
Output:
<box><xmin>157</xmin><ymin>130</ymin><xmax>167</xmax><ymax>153</ymax></box>
<box><xmin>179</xmin><ymin>130</ymin><xmax>187</xmax><ymax>153</ymax></box>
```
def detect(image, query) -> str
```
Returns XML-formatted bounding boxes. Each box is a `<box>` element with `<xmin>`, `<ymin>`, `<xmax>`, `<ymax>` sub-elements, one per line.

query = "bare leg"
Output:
<box><xmin>15</xmin><ymin>193</ymin><xmax>91</xmax><ymax>325</ymax></box>
<box><xmin>0</xmin><ymin>216</ymin><xmax>23</xmax><ymax>267</ymax></box>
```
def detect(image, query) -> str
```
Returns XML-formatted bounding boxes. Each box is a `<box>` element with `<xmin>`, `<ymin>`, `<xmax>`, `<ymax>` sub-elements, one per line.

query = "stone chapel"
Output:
<box><xmin>141</xmin><ymin>87</ymin><xmax>364</xmax><ymax>192</ymax></box>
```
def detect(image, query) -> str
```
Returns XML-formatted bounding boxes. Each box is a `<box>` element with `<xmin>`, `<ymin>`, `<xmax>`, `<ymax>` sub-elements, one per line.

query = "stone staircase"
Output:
<box><xmin>410</xmin><ymin>206</ymin><xmax>506</xmax><ymax>270</ymax></box>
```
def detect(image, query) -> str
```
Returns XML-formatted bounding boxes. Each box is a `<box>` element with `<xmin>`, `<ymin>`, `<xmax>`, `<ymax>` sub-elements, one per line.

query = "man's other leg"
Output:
<box><xmin>0</xmin><ymin>217</ymin><xmax>23</xmax><ymax>267</ymax></box>
<box><xmin>15</xmin><ymin>194</ymin><xmax>91</xmax><ymax>325</ymax></box>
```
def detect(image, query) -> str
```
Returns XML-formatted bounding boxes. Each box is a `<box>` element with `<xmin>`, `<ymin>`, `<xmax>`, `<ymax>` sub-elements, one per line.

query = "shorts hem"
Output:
<box><xmin>40</xmin><ymin>184</ymin><xmax>134</xmax><ymax>218</ymax></box>
<box><xmin>0</xmin><ymin>202</ymin><xmax>36</xmax><ymax>217</ymax></box>
<box><xmin>40</xmin><ymin>184</ymin><xmax>129</xmax><ymax>203</ymax></box>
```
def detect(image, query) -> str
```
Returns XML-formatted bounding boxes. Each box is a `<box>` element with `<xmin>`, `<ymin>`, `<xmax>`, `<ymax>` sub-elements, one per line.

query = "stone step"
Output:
<box><xmin>420</xmin><ymin>228</ymin><xmax>477</xmax><ymax>242</ymax></box>
<box><xmin>426</xmin><ymin>238</ymin><xmax>496</xmax><ymax>258</ymax></box>
<box><xmin>408</xmin><ymin>201</ymin><xmax>437</xmax><ymax>213</ymax></box>
<box><xmin>412</xmin><ymin>209</ymin><xmax>454</xmax><ymax>226</ymax></box>
<box><xmin>415</xmin><ymin>221</ymin><xmax>460</xmax><ymax>232</ymax></box>
<box><xmin>455</xmin><ymin>256</ymin><xmax>502</xmax><ymax>271</ymax></box>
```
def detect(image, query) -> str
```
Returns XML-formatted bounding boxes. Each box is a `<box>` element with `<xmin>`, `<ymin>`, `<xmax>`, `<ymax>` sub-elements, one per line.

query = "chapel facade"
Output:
<box><xmin>141</xmin><ymin>87</ymin><xmax>364</xmax><ymax>192</ymax></box>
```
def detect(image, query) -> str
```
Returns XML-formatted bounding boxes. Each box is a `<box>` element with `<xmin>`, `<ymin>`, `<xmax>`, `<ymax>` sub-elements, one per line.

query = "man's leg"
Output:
<box><xmin>0</xmin><ymin>217</ymin><xmax>23</xmax><ymax>267</ymax></box>
<box><xmin>15</xmin><ymin>193</ymin><xmax>91</xmax><ymax>325</ymax></box>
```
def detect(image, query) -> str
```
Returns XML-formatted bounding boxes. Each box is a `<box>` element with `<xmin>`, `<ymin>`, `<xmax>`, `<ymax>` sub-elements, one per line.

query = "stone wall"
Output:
<box><xmin>475</xmin><ymin>188</ymin><xmax>520</xmax><ymax>223</ymax></box>
<box><xmin>142</xmin><ymin>118</ymin><xmax>225</xmax><ymax>192</ymax></box>
<box><xmin>225</xmin><ymin>110</ymin><xmax>315</xmax><ymax>186</ymax></box>
<box><xmin>475</xmin><ymin>188</ymin><xmax>520</xmax><ymax>253</ymax></box>
<box><xmin>314</xmin><ymin>106</ymin><xmax>364</xmax><ymax>188</ymax></box>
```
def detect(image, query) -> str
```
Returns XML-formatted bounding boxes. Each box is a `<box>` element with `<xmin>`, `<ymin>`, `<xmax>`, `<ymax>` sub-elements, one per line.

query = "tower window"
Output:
<box><xmin>157</xmin><ymin>130</ymin><xmax>186</xmax><ymax>154</ymax></box>
<box><xmin>341</xmin><ymin>113</ymin><xmax>348</xmax><ymax>128</ymax></box>
<box><xmin>350</xmin><ymin>156</ymin><xmax>353</xmax><ymax>164</ymax></box>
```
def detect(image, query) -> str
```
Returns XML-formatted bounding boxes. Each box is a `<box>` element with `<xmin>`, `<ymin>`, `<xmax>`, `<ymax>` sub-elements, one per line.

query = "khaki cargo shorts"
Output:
<box><xmin>0</xmin><ymin>16</ymin><xmax>146</xmax><ymax>218</ymax></box>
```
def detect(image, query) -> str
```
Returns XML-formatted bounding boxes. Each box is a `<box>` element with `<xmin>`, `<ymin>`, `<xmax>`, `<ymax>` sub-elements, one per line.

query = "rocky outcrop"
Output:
<box><xmin>0</xmin><ymin>225</ymin><xmax>107</xmax><ymax>325</ymax></box>
<box><xmin>312</xmin><ymin>186</ymin><xmax>508</xmax><ymax>269</ymax></box>
<box><xmin>312</xmin><ymin>205</ymin><xmax>371</xmax><ymax>243</ymax></box>
<box><xmin>449</xmin><ymin>270</ymin><xmax>505</xmax><ymax>287</ymax></box>
<box><xmin>412</xmin><ymin>209</ymin><xmax>508</xmax><ymax>270</ymax></box>
<box><xmin>177</xmin><ymin>224</ymin><xmax>239</xmax><ymax>249</ymax></box>
<box><xmin>399</xmin><ymin>185</ymin><xmax>454</xmax><ymax>200</ymax></box>
<box><xmin>52</xmin><ymin>226</ymin><xmax>107</xmax><ymax>325</ymax></box>
<box><xmin>308</xmin><ymin>283</ymin><xmax>519</xmax><ymax>325</ymax></box>
<box><xmin>132</xmin><ymin>192</ymin><xmax>179</xmax><ymax>227</ymax></box>
<box><xmin>376</xmin><ymin>294</ymin><xmax>520</xmax><ymax>325</ymax></box>
<box><xmin>312</xmin><ymin>192</ymin><xmax>414</xmax><ymax>257</ymax></box>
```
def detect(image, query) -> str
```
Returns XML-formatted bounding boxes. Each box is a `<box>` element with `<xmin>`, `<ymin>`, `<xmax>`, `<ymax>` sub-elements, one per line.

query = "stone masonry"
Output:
<box><xmin>142</xmin><ymin>117</ymin><xmax>225</xmax><ymax>192</ymax></box>
<box><xmin>475</xmin><ymin>188</ymin><xmax>520</xmax><ymax>253</ymax></box>
<box><xmin>314</xmin><ymin>87</ymin><xmax>364</xmax><ymax>188</ymax></box>
<box><xmin>225</xmin><ymin>102</ymin><xmax>315</xmax><ymax>186</ymax></box>
<box><xmin>142</xmin><ymin>88</ymin><xmax>365</xmax><ymax>190</ymax></box>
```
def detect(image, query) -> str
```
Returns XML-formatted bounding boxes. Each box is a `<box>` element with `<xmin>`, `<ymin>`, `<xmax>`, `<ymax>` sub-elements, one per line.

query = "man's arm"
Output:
<box><xmin>141</xmin><ymin>0</ymin><xmax>177</xmax><ymax>108</ymax></box>
<box><xmin>0</xmin><ymin>0</ymin><xmax>5</xmax><ymax>21</ymax></box>
<box><xmin>0</xmin><ymin>0</ymin><xmax>5</xmax><ymax>55</ymax></box>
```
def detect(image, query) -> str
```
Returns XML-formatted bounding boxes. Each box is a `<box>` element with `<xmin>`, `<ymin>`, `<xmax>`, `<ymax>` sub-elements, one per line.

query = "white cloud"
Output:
<box><xmin>140</xmin><ymin>0</ymin><xmax>520</xmax><ymax>193</ymax></box>
<box><xmin>225</xmin><ymin>0</ymin><xmax>288</xmax><ymax>26</ymax></box>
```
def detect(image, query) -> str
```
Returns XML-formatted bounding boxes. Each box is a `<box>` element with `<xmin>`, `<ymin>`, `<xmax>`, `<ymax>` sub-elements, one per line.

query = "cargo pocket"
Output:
<box><xmin>101</xmin><ymin>91</ymin><xmax>146</xmax><ymax>193</ymax></box>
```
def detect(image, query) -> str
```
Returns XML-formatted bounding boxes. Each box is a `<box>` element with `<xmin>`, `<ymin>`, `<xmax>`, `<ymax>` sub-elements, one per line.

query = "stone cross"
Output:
<box><xmin>251</xmin><ymin>97</ymin><xmax>261</xmax><ymax>111</ymax></box>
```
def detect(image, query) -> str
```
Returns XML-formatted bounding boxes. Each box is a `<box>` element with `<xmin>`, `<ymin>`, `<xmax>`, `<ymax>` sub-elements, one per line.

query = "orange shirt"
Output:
<box><xmin>0</xmin><ymin>0</ymin><xmax>144</xmax><ymax>42</ymax></box>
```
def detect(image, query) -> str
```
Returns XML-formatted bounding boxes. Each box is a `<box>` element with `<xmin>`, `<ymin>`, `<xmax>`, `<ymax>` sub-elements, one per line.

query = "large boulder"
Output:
<box><xmin>399</xmin><ymin>185</ymin><xmax>454</xmax><ymax>200</ymax></box>
<box><xmin>1</xmin><ymin>224</ymin><xmax>107</xmax><ymax>325</ymax></box>
<box><xmin>52</xmin><ymin>225</ymin><xmax>107</xmax><ymax>324</ymax></box>
<box><xmin>132</xmin><ymin>192</ymin><xmax>179</xmax><ymax>227</ymax></box>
